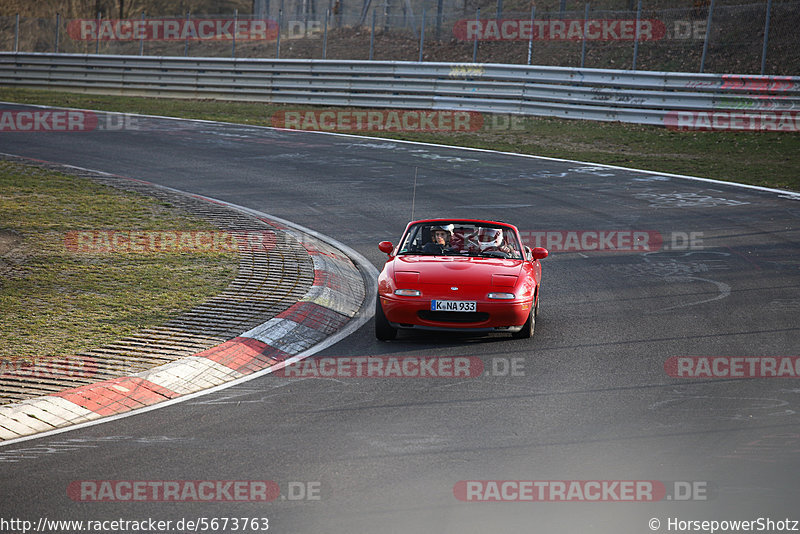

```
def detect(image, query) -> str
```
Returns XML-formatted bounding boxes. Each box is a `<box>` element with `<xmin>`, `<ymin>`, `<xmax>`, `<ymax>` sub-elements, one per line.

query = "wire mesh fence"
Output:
<box><xmin>0</xmin><ymin>0</ymin><xmax>796</xmax><ymax>74</ymax></box>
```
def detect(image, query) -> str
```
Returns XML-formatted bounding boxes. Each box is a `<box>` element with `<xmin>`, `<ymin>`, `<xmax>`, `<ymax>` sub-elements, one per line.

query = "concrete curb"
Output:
<box><xmin>0</xmin><ymin>169</ymin><xmax>373</xmax><ymax>444</ymax></box>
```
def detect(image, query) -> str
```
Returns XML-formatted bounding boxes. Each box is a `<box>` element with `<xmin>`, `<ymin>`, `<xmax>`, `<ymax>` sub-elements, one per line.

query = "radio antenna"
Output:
<box><xmin>411</xmin><ymin>167</ymin><xmax>418</xmax><ymax>220</ymax></box>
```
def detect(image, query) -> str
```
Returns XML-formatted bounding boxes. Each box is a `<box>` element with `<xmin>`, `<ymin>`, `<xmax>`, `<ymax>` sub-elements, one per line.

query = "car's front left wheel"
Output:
<box><xmin>375</xmin><ymin>296</ymin><xmax>397</xmax><ymax>341</ymax></box>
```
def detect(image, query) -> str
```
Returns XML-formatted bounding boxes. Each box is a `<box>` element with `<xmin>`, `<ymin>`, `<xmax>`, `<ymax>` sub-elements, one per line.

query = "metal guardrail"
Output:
<box><xmin>1</xmin><ymin>53</ymin><xmax>798</xmax><ymax>128</ymax></box>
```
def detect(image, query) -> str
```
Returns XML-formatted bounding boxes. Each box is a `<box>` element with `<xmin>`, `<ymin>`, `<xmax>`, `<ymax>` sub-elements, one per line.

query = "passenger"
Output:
<box><xmin>422</xmin><ymin>224</ymin><xmax>453</xmax><ymax>254</ymax></box>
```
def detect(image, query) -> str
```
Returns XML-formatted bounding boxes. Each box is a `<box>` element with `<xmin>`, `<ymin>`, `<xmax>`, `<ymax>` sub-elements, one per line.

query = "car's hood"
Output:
<box><xmin>392</xmin><ymin>255</ymin><xmax>522</xmax><ymax>285</ymax></box>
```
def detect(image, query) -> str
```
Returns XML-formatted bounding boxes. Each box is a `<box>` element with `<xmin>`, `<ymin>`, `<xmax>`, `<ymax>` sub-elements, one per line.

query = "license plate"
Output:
<box><xmin>431</xmin><ymin>300</ymin><xmax>476</xmax><ymax>312</ymax></box>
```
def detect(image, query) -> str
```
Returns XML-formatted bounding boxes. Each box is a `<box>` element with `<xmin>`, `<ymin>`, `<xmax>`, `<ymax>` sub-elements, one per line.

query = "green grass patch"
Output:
<box><xmin>0</xmin><ymin>160</ymin><xmax>238</xmax><ymax>361</ymax></box>
<box><xmin>1</xmin><ymin>86</ymin><xmax>796</xmax><ymax>191</ymax></box>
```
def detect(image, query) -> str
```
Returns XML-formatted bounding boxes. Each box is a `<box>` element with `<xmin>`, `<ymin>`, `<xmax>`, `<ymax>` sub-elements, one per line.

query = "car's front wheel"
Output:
<box><xmin>512</xmin><ymin>306</ymin><xmax>535</xmax><ymax>339</ymax></box>
<box><xmin>375</xmin><ymin>296</ymin><xmax>397</xmax><ymax>341</ymax></box>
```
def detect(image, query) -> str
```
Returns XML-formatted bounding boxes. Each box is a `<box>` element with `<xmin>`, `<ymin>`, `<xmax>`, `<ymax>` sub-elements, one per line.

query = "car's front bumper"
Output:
<box><xmin>380</xmin><ymin>293</ymin><xmax>532</xmax><ymax>332</ymax></box>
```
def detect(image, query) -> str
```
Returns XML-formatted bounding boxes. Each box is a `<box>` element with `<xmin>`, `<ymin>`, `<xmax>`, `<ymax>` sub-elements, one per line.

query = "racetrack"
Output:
<box><xmin>1</xmin><ymin>107</ymin><xmax>799</xmax><ymax>533</ymax></box>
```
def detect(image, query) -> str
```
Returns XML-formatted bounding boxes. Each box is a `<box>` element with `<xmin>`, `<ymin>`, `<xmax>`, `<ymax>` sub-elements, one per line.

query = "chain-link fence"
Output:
<box><xmin>0</xmin><ymin>0</ymin><xmax>796</xmax><ymax>74</ymax></box>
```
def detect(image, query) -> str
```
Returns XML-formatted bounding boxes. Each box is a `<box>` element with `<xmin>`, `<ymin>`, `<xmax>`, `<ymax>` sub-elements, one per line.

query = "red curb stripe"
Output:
<box><xmin>198</xmin><ymin>337</ymin><xmax>291</xmax><ymax>373</ymax></box>
<box><xmin>257</xmin><ymin>216</ymin><xmax>287</xmax><ymax>229</ymax></box>
<box><xmin>54</xmin><ymin>377</ymin><xmax>179</xmax><ymax>416</ymax></box>
<box><xmin>312</xmin><ymin>270</ymin><xmax>343</xmax><ymax>290</ymax></box>
<box><xmin>277</xmin><ymin>302</ymin><xmax>349</xmax><ymax>334</ymax></box>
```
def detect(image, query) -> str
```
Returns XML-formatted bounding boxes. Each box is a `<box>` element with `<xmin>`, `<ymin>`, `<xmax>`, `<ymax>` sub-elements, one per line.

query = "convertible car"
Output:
<box><xmin>375</xmin><ymin>219</ymin><xmax>548</xmax><ymax>340</ymax></box>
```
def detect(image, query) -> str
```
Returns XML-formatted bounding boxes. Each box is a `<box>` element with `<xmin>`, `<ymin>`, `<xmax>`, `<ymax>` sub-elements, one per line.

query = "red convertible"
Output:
<box><xmin>375</xmin><ymin>219</ymin><xmax>548</xmax><ymax>340</ymax></box>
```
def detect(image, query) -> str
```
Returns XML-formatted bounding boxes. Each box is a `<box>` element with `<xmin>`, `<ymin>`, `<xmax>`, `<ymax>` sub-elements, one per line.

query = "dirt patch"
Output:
<box><xmin>0</xmin><ymin>229</ymin><xmax>22</xmax><ymax>256</ymax></box>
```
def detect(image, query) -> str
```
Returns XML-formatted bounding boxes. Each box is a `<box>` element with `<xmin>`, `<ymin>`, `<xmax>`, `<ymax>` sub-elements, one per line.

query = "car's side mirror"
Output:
<box><xmin>532</xmin><ymin>247</ymin><xmax>549</xmax><ymax>260</ymax></box>
<box><xmin>378</xmin><ymin>241</ymin><xmax>394</xmax><ymax>255</ymax></box>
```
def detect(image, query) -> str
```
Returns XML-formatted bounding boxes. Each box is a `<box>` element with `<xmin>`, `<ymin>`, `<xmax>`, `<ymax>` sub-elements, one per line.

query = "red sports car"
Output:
<box><xmin>375</xmin><ymin>219</ymin><xmax>548</xmax><ymax>340</ymax></box>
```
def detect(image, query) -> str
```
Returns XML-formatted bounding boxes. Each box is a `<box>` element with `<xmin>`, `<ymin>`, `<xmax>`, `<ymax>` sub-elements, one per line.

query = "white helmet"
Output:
<box><xmin>477</xmin><ymin>228</ymin><xmax>503</xmax><ymax>250</ymax></box>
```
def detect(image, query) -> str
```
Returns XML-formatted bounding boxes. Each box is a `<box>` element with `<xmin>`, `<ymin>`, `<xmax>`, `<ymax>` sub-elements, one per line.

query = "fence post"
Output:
<box><xmin>472</xmin><ymin>7</ymin><xmax>479</xmax><ymax>63</ymax></box>
<box><xmin>232</xmin><ymin>9</ymin><xmax>238</xmax><ymax>57</ymax></box>
<box><xmin>526</xmin><ymin>5</ymin><xmax>535</xmax><ymax>65</ymax></box>
<box><xmin>383</xmin><ymin>0</ymin><xmax>390</xmax><ymax>32</ymax></box>
<box><xmin>370</xmin><ymin>8</ymin><xmax>376</xmax><ymax>59</ymax></box>
<box><xmin>632</xmin><ymin>0</ymin><xmax>641</xmax><ymax>70</ymax></box>
<box><xmin>496</xmin><ymin>0</ymin><xmax>503</xmax><ymax>20</ymax></box>
<box><xmin>418</xmin><ymin>5</ymin><xmax>425</xmax><ymax>62</ymax></box>
<box><xmin>184</xmin><ymin>11</ymin><xmax>190</xmax><ymax>56</ymax></box>
<box><xmin>304</xmin><ymin>0</ymin><xmax>310</xmax><ymax>37</ymax></box>
<box><xmin>760</xmin><ymin>0</ymin><xmax>772</xmax><ymax>75</ymax></box>
<box><xmin>699</xmin><ymin>0</ymin><xmax>715</xmax><ymax>73</ymax></box>
<box><xmin>435</xmin><ymin>0</ymin><xmax>443</xmax><ymax>41</ymax></box>
<box><xmin>139</xmin><ymin>12</ymin><xmax>145</xmax><ymax>55</ymax></box>
<box><xmin>323</xmin><ymin>8</ymin><xmax>329</xmax><ymax>58</ymax></box>
<box><xmin>277</xmin><ymin>9</ymin><xmax>282</xmax><ymax>58</ymax></box>
<box><xmin>580</xmin><ymin>3</ymin><xmax>589</xmax><ymax>68</ymax></box>
<box><xmin>95</xmin><ymin>12</ymin><xmax>100</xmax><ymax>54</ymax></box>
<box><xmin>54</xmin><ymin>13</ymin><xmax>60</xmax><ymax>53</ymax></box>
<box><xmin>14</xmin><ymin>14</ymin><xmax>19</xmax><ymax>52</ymax></box>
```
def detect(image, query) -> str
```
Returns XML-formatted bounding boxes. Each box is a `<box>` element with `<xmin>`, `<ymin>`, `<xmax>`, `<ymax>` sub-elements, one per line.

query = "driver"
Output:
<box><xmin>476</xmin><ymin>227</ymin><xmax>516</xmax><ymax>256</ymax></box>
<box><xmin>422</xmin><ymin>224</ymin><xmax>453</xmax><ymax>254</ymax></box>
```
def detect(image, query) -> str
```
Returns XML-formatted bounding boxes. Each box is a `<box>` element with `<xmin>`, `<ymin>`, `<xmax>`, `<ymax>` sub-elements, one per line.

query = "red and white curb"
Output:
<box><xmin>0</xmin><ymin>204</ymin><xmax>376</xmax><ymax>444</ymax></box>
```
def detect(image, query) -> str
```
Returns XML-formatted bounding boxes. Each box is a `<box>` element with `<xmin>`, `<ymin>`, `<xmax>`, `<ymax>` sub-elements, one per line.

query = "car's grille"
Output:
<box><xmin>417</xmin><ymin>310</ymin><xmax>490</xmax><ymax>323</ymax></box>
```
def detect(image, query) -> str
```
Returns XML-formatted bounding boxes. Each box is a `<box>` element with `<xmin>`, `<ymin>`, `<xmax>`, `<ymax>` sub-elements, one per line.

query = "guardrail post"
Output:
<box><xmin>370</xmin><ymin>8</ymin><xmax>376</xmax><ymax>59</ymax></box>
<box><xmin>14</xmin><ymin>14</ymin><xmax>19</xmax><ymax>52</ymax></box>
<box><xmin>277</xmin><ymin>9</ymin><xmax>282</xmax><ymax>58</ymax></box>
<box><xmin>526</xmin><ymin>6</ymin><xmax>535</xmax><ymax>65</ymax></box>
<box><xmin>419</xmin><ymin>6</ymin><xmax>425</xmax><ymax>62</ymax></box>
<box><xmin>139</xmin><ymin>12</ymin><xmax>145</xmax><ymax>55</ymax></box>
<box><xmin>54</xmin><ymin>13</ymin><xmax>60</xmax><ymax>53</ymax></box>
<box><xmin>760</xmin><ymin>0</ymin><xmax>772</xmax><ymax>75</ymax></box>
<box><xmin>699</xmin><ymin>0</ymin><xmax>715</xmax><ymax>73</ymax></box>
<box><xmin>632</xmin><ymin>0</ymin><xmax>641</xmax><ymax>70</ymax></box>
<box><xmin>580</xmin><ymin>3</ymin><xmax>589</xmax><ymax>68</ymax></box>
<box><xmin>472</xmin><ymin>7</ymin><xmax>479</xmax><ymax>63</ymax></box>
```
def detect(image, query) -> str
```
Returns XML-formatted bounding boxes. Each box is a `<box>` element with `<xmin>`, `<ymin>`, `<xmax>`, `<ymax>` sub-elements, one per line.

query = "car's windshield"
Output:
<box><xmin>398</xmin><ymin>222</ymin><xmax>522</xmax><ymax>259</ymax></box>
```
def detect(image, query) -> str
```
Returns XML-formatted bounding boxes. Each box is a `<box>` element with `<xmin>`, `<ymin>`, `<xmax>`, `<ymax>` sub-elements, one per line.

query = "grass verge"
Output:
<box><xmin>1</xmin><ymin>86</ymin><xmax>798</xmax><ymax>191</ymax></box>
<box><xmin>0</xmin><ymin>160</ymin><xmax>238</xmax><ymax>362</ymax></box>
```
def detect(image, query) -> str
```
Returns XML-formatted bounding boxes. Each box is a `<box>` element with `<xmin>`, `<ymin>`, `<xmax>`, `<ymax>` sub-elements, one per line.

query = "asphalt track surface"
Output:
<box><xmin>1</xmin><ymin>107</ymin><xmax>799</xmax><ymax>533</ymax></box>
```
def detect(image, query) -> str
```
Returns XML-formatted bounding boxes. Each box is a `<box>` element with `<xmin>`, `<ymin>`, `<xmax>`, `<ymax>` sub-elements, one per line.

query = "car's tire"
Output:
<box><xmin>534</xmin><ymin>289</ymin><xmax>540</xmax><ymax>319</ymax></box>
<box><xmin>375</xmin><ymin>296</ymin><xmax>397</xmax><ymax>341</ymax></box>
<box><xmin>512</xmin><ymin>307</ymin><xmax>535</xmax><ymax>339</ymax></box>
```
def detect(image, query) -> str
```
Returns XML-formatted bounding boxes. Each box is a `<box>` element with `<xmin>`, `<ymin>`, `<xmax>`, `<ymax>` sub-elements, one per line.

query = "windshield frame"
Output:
<box><xmin>397</xmin><ymin>221</ymin><xmax>524</xmax><ymax>260</ymax></box>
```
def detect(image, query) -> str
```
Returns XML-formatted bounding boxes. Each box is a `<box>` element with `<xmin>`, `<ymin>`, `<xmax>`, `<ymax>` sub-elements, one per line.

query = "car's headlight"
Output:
<box><xmin>488</xmin><ymin>292</ymin><xmax>515</xmax><ymax>299</ymax></box>
<box><xmin>394</xmin><ymin>289</ymin><xmax>421</xmax><ymax>296</ymax></box>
